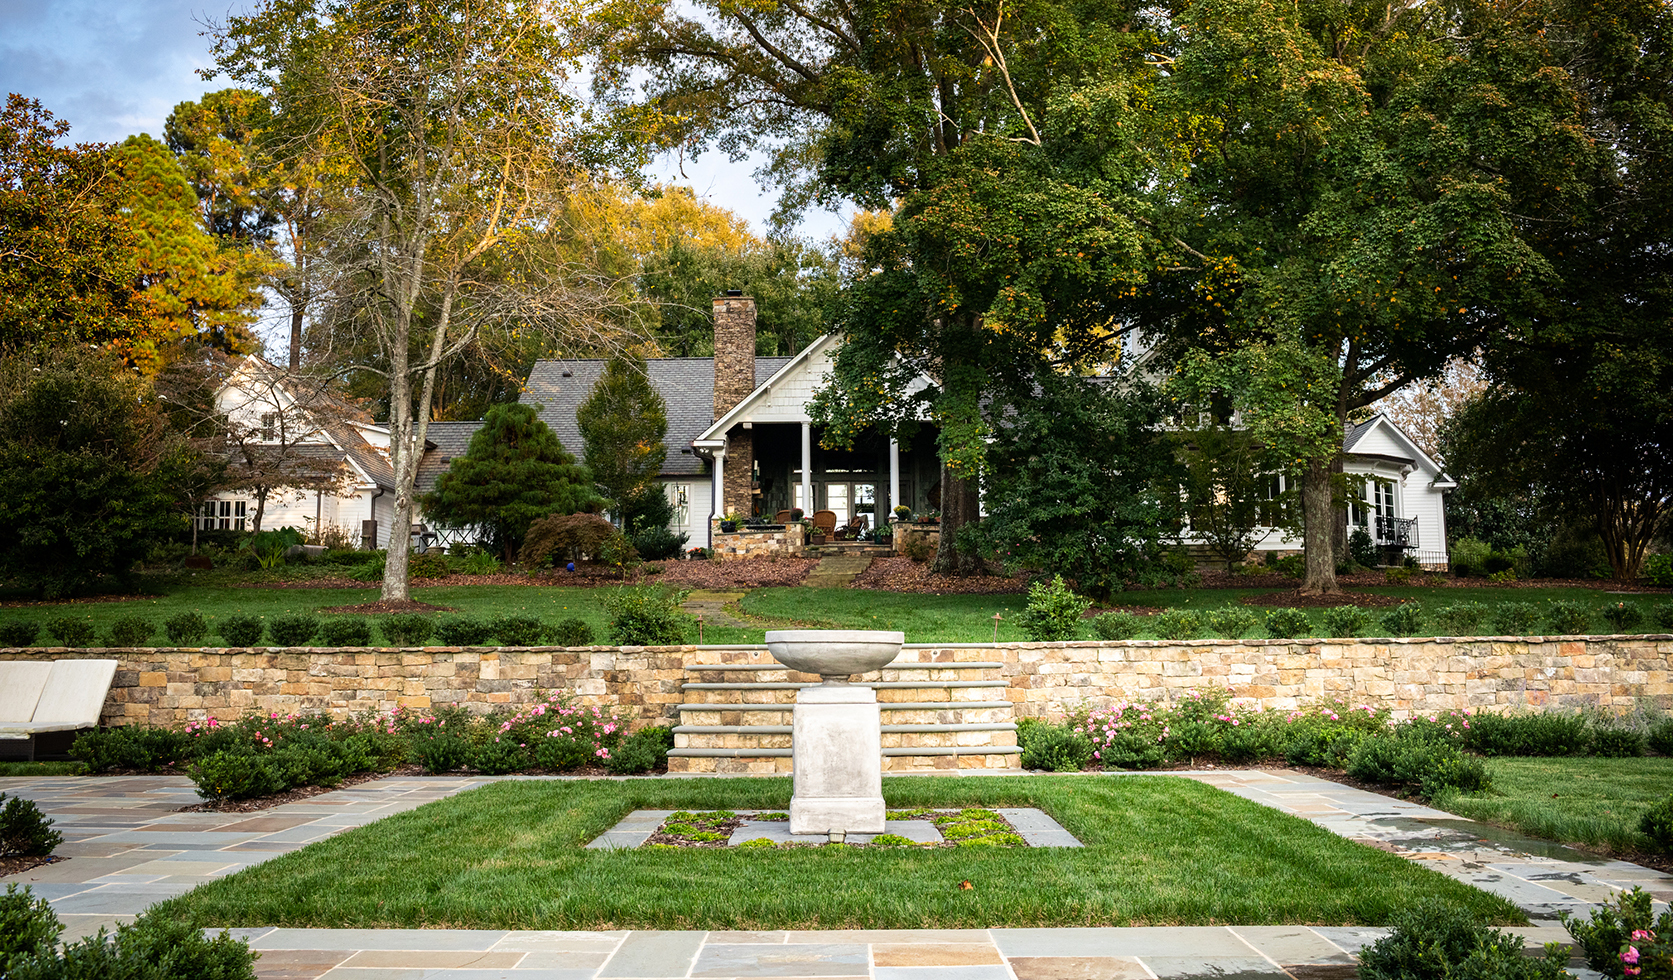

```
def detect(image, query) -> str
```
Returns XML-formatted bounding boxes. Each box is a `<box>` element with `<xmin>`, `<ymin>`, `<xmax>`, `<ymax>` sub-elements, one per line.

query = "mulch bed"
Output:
<box><xmin>645</xmin><ymin>808</ymin><xmax>1025</xmax><ymax>848</ymax></box>
<box><xmin>1240</xmin><ymin>591</ymin><xmax>1409</xmax><ymax>608</ymax></box>
<box><xmin>850</xmin><ymin>557</ymin><xmax>1031</xmax><ymax>594</ymax></box>
<box><xmin>316</xmin><ymin>599</ymin><xmax>457</xmax><ymax>614</ymax></box>
<box><xmin>175</xmin><ymin>767</ymin><xmax>412</xmax><ymax>812</ymax></box>
<box><xmin>0</xmin><ymin>854</ymin><xmax>65</xmax><ymax>876</ymax></box>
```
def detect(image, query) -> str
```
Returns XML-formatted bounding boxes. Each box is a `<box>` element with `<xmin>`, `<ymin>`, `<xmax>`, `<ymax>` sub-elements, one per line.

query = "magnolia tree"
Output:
<box><xmin>208</xmin><ymin>0</ymin><xmax>637</xmax><ymax>601</ymax></box>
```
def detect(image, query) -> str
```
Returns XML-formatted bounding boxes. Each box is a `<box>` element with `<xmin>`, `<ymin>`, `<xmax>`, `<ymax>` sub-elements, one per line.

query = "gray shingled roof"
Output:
<box><xmin>1342</xmin><ymin>416</ymin><xmax>1379</xmax><ymax>453</ymax></box>
<box><xmin>522</xmin><ymin>357</ymin><xmax>792</xmax><ymax>477</ymax></box>
<box><xmin>417</xmin><ymin>421</ymin><xmax>485</xmax><ymax>492</ymax></box>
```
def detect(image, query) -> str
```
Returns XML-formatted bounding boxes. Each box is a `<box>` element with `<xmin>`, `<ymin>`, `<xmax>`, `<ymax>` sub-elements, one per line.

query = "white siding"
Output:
<box><xmin>671</xmin><ymin>477</ymin><xmax>713</xmax><ymax>549</ymax></box>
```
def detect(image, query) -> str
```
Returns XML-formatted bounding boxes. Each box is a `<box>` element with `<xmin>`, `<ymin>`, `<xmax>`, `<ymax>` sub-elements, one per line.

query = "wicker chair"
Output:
<box><xmin>809</xmin><ymin>510</ymin><xmax>838</xmax><ymax>538</ymax></box>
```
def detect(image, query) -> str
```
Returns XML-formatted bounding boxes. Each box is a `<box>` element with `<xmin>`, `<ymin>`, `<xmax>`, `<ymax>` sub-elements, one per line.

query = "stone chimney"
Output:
<box><xmin>713</xmin><ymin>291</ymin><xmax>756</xmax><ymax>517</ymax></box>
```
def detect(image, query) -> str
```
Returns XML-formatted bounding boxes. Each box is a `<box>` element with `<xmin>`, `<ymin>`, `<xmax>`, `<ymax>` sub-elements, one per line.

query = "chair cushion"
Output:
<box><xmin>29</xmin><ymin>659</ymin><xmax>119</xmax><ymax>728</ymax></box>
<box><xmin>0</xmin><ymin>662</ymin><xmax>52</xmax><ymax>724</ymax></box>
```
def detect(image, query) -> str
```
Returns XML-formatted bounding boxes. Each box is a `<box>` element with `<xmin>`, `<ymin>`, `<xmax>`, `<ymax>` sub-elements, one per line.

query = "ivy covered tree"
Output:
<box><xmin>0</xmin><ymin>349</ymin><xmax>202</xmax><ymax>597</ymax></box>
<box><xmin>422</xmin><ymin>403</ymin><xmax>603</xmax><ymax>562</ymax></box>
<box><xmin>577</xmin><ymin>352</ymin><xmax>668</xmax><ymax>517</ymax></box>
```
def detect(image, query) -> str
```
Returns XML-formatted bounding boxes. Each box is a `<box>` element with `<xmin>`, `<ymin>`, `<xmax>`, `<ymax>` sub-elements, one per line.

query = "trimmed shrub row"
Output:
<box><xmin>1018</xmin><ymin>691</ymin><xmax>1673</xmax><ymax>811</ymax></box>
<box><xmin>68</xmin><ymin>700</ymin><xmax>672</xmax><ymax>801</ymax></box>
<box><xmin>0</xmin><ymin>614</ymin><xmax>598</xmax><ymax>648</ymax></box>
<box><xmin>1073</xmin><ymin>598</ymin><xmax>1673</xmax><ymax>642</ymax></box>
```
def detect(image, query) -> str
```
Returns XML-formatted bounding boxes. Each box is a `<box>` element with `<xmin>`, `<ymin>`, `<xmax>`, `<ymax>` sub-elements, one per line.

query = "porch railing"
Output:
<box><xmin>1373</xmin><ymin>515</ymin><xmax>1418</xmax><ymax>550</ymax></box>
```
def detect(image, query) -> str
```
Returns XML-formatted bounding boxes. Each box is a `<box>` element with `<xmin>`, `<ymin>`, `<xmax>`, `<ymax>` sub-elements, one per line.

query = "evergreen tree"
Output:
<box><xmin>577</xmin><ymin>353</ymin><xmax>668</xmax><ymax>516</ymax></box>
<box><xmin>0</xmin><ymin>349</ymin><xmax>203</xmax><ymax>598</ymax></box>
<box><xmin>421</xmin><ymin>404</ymin><xmax>602</xmax><ymax>561</ymax></box>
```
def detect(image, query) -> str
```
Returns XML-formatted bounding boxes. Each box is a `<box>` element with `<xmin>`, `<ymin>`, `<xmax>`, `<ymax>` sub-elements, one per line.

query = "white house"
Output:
<box><xmin>200</xmin><ymin>357</ymin><xmax>428</xmax><ymax>550</ymax></box>
<box><xmin>210</xmin><ymin>302</ymin><xmax>1454</xmax><ymax>566</ymax></box>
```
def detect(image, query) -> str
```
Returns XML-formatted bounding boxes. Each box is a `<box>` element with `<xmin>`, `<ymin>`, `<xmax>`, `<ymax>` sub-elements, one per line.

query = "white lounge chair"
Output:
<box><xmin>0</xmin><ymin>659</ymin><xmax>119</xmax><ymax>761</ymax></box>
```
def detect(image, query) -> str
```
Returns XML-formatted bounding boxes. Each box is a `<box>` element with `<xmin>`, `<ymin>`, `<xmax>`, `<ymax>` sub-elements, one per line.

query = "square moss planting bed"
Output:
<box><xmin>602</xmin><ymin>807</ymin><xmax>1073</xmax><ymax>849</ymax></box>
<box><xmin>151</xmin><ymin>775</ymin><xmax>1523</xmax><ymax>930</ymax></box>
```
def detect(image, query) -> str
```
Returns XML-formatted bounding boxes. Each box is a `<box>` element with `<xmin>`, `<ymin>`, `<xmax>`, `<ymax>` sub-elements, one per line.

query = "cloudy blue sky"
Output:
<box><xmin>0</xmin><ymin>0</ymin><xmax>844</xmax><ymax>240</ymax></box>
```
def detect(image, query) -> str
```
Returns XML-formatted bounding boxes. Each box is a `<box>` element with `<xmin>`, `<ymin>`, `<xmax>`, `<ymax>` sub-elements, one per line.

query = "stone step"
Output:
<box><xmin>665</xmin><ymin>745</ymin><xmax>1022</xmax><ymax>774</ymax></box>
<box><xmin>675</xmin><ymin>723</ymin><xmax>1017</xmax><ymax>736</ymax></box>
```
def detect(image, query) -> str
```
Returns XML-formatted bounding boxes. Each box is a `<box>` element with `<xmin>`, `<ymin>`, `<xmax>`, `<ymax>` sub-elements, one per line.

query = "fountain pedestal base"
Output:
<box><xmin>789</xmin><ymin>684</ymin><xmax>885</xmax><ymax>836</ymax></box>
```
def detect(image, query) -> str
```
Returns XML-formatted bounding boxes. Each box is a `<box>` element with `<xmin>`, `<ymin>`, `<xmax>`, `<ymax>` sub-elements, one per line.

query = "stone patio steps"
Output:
<box><xmin>667</xmin><ymin>660</ymin><xmax>1021</xmax><ymax>775</ymax></box>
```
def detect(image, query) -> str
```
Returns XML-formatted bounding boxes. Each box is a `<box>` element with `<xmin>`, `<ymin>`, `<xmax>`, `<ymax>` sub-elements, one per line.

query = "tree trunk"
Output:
<box><xmin>288</xmin><ymin>307</ymin><xmax>304</xmax><ymax>371</ymax></box>
<box><xmin>382</xmin><ymin>354</ymin><xmax>414</xmax><ymax>603</ymax></box>
<box><xmin>1330</xmin><ymin>453</ymin><xmax>1348</xmax><ymax>565</ymax></box>
<box><xmin>1298</xmin><ymin>456</ymin><xmax>1339</xmax><ymax>594</ymax></box>
<box><xmin>930</xmin><ymin>460</ymin><xmax>985</xmax><ymax>577</ymax></box>
<box><xmin>251</xmin><ymin>488</ymin><xmax>269</xmax><ymax>534</ymax></box>
<box><xmin>1597</xmin><ymin>496</ymin><xmax>1659</xmax><ymax>582</ymax></box>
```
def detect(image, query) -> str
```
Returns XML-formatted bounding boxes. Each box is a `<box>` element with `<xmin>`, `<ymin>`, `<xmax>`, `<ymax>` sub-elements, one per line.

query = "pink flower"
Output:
<box><xmin>1631</xmin><ymin>931</ymin><xmax>1654</xmax><ymax>941</ymax></box>
<box><xmin>1622</xmin><ymin>947</ymin><xmax>1640</xmax><ymax>966</ymax></box>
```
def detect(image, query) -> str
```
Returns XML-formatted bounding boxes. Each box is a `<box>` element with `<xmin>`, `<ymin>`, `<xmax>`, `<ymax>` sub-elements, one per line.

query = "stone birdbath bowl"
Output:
<box><xmin>764</xmin><ymin>629</ymin><xmax>904</xmax><ymax>839</ymax></box>
<box><xmin>765</xmin><ymin>629</ymin><xmax>904</xmax><ymax>683</ymax></box>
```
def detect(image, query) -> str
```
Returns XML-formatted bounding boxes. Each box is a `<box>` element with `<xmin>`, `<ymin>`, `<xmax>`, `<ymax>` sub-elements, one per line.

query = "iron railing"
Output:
<box><xmin>1374</xmin><ymin>515</ymin><xmax>1418</xmax><ymax>550</ymax></box>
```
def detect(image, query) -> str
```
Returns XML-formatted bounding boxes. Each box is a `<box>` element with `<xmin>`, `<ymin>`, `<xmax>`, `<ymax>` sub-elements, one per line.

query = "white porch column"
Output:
<box><xmin>800</xmin><ymin>423</ymin><xmax>813</xmax><ymax>514</ymax></box>
<box><xmin>711</xmin><ymin>450</ymin><xmax>726</xmax><ymax>520</ymax></box>
<box><xmin>888</xmin><ymin>438</ymin><xmax>900</xmax><ymax>517</ymax></box>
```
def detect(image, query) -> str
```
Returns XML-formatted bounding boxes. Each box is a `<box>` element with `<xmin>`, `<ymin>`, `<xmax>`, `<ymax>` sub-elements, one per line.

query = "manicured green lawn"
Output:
<box><xmin>152</xmin><ymin>775</ymin><xmax>1522</xmax><ymax>929</ymax></box>
<box><xmin>741</xmin><ymin>584</ymin><xmax>1671</xmax><ymax>643</ymax></box>
<box><xmin>0</xmin><ymin>761</ymin><xmax>84</xmax><ymax>777</ymax></box>
<box><xmin>0</xmin><ymin>585</ymin><xmax>757</xmax><ymax>646</ymax></box>
<box><xmin>0</xmin><ymin>578</ymin><xmax>1664</xmax><ymax>646</ymax></box>
<box><xmin>1433</xmin><ymin>756</ymin><xmax>1673</xmax><ymax>857</ymax></box>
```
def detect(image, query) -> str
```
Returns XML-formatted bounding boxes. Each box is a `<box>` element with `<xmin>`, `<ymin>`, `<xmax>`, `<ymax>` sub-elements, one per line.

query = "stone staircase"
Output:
<box><xmin>667</xmin><ymin>655</ymin><xmax>1022</xmax><ymax>775</ymax></box>
<box><xmin>800</xmin><ymin>554</ymin><xmax>876</xmax><ymax>588</ymax></box>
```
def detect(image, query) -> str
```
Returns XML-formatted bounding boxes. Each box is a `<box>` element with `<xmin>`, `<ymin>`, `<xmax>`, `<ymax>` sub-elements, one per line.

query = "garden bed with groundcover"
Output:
<box><xmin>149</xmin><ymin>775</ymin><xmax>1521</xmax><ymax>930</ymax></box>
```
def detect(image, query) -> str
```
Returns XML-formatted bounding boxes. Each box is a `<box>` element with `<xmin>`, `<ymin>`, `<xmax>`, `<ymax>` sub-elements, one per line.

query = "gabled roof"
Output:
<box><xmin>521</xmin><ymin>356</ymin><xmax>792</xmax><ymax>477</ymax></box>
<box><xmin>416</xmin><ymin>421</ymin><xmax>484</xmax><ymax>492</ymax></box>
<box><xmin>1343</xmin><ymin>413</ymin><xmax>1456</xmax><ymax>489</ymax></box>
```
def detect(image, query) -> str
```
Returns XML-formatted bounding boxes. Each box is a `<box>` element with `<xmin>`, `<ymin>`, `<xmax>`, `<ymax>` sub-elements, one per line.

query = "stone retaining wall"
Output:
<box><xmin>3</xmin><ymin>634</ymin><xmax>1668</xmax><ymax>729</ymax></box>
<box><xmin>709</xmin><ymin>522</ymin><xmax>803</xmax><ymax>558</ymax></box>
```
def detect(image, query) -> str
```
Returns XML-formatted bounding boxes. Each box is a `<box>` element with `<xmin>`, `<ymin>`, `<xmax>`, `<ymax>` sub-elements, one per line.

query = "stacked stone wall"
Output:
<box><xmin>3</xmin><ymin>635</ymin><xmax>1667</xmax><ymax>730</ymax></box>
<box><xmin>709</xmin><ymin>522</ymin><xmax>803</xmax><ymax>558</ymax></box>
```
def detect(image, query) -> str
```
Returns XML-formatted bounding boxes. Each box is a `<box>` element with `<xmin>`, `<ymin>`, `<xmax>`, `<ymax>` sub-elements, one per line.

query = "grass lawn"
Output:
<box><xmin>152</xmin><ymin>775</ymin><xmax>1522</xmax><ymax>930</ymax></box>
<box><xmin>0</xmin><ymin>579</ymin><xmax>1665</xmax><ymax>646</ymax></box>
<box><xmin>1433</xmin><ymin>756</ymin><xmax>1673</xmax><ymax>858</ymax></box>
<box><xmin>740</xmin><ymin>583</ymin><xmax>1671</xmax><ymax>643</ymax></box>
<box><xmin>0</xmin><ymin>761</ymin><xmax>84</xmax><ymax>777</ymax></box>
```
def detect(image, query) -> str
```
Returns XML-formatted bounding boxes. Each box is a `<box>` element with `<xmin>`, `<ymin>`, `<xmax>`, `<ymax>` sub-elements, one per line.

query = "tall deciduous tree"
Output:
<box><xmin>577</xmin><ymin>352</ymin><xmax>668</xmax><ymax>516</ymax></box>
<box><xmin>595</xmin><ymin>0</ymin><xmax>1164</xmax><ymax>574</ymax></box>
<box><xmin>422</xmin><ymin>403</ymin><xmax>602</xmax><ymax>561</ymax></box>
<box><xmin>209</xmin><ymin>0</ymin><xmax>633</xmax><ymax>601</ymax></box>
<box><xmin>1145</xmin><ymin>0</ymin><xmax>1592</xmax><ymax>593</ymax></box>
<box><xmin>1443</xmin><ymin>0</ymin><xmax>1673</xmax><ymax>583</ymax></box>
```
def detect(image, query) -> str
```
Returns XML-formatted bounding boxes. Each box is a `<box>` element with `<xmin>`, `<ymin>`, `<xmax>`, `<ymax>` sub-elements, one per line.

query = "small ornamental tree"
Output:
<box><xmin>1176</xmin><ymin>425</ymin><xmax>1288</xmax><ymax>571</ymax></box>
<box><xmin>421</xmin><ymin>403</ymin><xmax>603</xmax><ymax>561</ymax></box>
<box><xmin>577</xmin><ymin>352</ymin><xmax>667</xmax><ymax>517</ymax></box>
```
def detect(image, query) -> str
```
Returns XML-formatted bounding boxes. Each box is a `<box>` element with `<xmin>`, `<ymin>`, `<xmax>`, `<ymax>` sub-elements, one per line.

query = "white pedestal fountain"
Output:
<box><xmin>765</xmin><ymin>629</ymin><xmax>904</xmax><ymax>841</ymax></box>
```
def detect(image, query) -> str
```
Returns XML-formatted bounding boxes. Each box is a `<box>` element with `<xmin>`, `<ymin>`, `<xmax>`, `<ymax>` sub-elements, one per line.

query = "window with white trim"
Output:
<box><xmin>668</xmin><ymin>484</ymin><xmax>690</xmax><ymax>528</ymax></box>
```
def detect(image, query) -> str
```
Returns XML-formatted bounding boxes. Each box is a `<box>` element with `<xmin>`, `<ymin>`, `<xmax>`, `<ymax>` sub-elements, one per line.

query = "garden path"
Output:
<box><xmin>1</xmin><ymin>769</ymin><xmax>1665</xmax><ymax>979</ymax></box>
